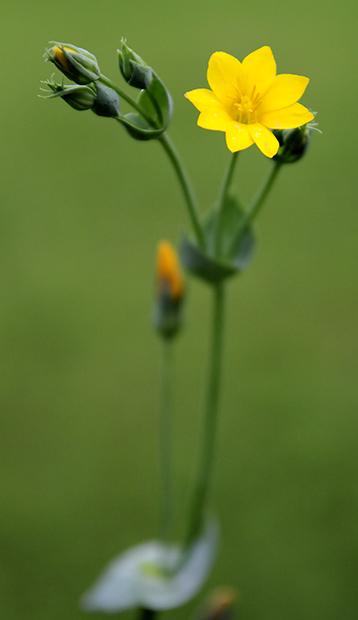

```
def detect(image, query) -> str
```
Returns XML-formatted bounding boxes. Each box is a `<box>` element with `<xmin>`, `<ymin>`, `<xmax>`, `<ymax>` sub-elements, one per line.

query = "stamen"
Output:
<box><xmin>231</xmin><ymin>82</ymin><xmax>243</xmax><ymax>99</ymax></box>
<box><xmin>252</xmin><ymin>91</ymin><xmax>261</xmax><ymax>108</ymax></box>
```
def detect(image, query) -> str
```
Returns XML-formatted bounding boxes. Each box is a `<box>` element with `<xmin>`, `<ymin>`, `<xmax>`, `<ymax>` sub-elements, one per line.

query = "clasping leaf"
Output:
<box><xmin>81</xmin><ymin>520</ymin><xmax>218</xmax><ymax>612</ymax></box>
<box><xmin>180</xmin><ymin>193</ymin><xmax>255</xmax><ymax>285</ymax></box>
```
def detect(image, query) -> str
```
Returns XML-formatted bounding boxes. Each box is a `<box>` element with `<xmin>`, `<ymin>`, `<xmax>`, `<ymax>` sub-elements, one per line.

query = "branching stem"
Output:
<box><xmin>159</xmin><ymin>133</ymin><xmax>205</xmax><ymax>250</ymax></box>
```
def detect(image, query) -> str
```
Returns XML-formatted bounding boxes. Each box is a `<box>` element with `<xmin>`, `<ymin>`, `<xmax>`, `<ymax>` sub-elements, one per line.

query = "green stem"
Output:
<box><xmin>185</xmin><ymin>282</ymin><xmax>226</xmax><ymax>546</ymax></box>
<box><xmin>158</xmin><ymin>133</ymin><xmax>205</xmax><ymax>250</ymax></box>
<box><xmin>99</xmin><ymin>79</ymin><xmax>205</xmax><ymax>250</ymax></box>
<box><xmin>213</xmin><ymin>152</ymin><xmax>239</xmax><ymax>257</ymax></box>
<box><xmin>228</xmin><ymin>160</ymin><xmax>282</xmax><ymax>258</ymax></box>
<box><xmin>98</xmin><ymin>74</ymin><xmax>156</xmax><ymax>127</ymax></box>
<box><xmin>159</xmin><ymin>340</ymin><xmax>175</xmax><ymax>542</ymax></box>
<box><xmin>138</xmin><ymin>608</ymin><xmax>156</xmax><ymax>620</ymax></box>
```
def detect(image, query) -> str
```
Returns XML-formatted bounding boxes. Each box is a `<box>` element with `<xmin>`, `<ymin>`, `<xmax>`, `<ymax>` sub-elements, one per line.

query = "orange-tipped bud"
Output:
<box><xmin>198</xmin><ymin>587</ymin><xmax>238</xmax><ymax>620</ymax></box>
<box><xmin>157</xmin><ymin>241</ymin><xmax>184</xmax><ymax>300</ymax></box>
<box><xmin>44</xmin><ymin>41</ymin><xmax>101</xmax><ymax>85</ymax></box>
<box><xmin>51</xmin><ymin>45</ymin><xmax>71</xmax><ymax>70</ymax></box>
<box><xmin>153</xmin><ymin>241</ymin><xmax>184</xmax><ymax>340</ymax></box>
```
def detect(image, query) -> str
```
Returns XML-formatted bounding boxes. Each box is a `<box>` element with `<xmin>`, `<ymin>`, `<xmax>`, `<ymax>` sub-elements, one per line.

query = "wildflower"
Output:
<box><xmin>185</xmin><ymin>46</ymin><xmax>314</xmax><ymax>158</ymax></box>
<box><xmin>44</xmin><ymin>42</ymin><xmax>101</xmax><ymax>85</ymax></box>
<box><xmin>153</xmin><ymin>241</ymin><xmax>184</xmax><ymax>339</ymax></box>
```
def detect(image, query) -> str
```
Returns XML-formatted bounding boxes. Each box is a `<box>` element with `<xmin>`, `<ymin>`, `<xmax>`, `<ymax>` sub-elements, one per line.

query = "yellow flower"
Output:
<box><xmin>157</xmin><ymin>241</ymin><xmax>184</xmax><ymax>300</ymax></box>
<box><xmin>185</xmin><ymin>46</ymin><xmax>314</xmax><ymax>158</ymax></box>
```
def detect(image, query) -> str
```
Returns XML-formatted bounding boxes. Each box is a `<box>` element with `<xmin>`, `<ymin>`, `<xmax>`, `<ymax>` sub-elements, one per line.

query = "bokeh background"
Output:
<box><xmin>1</xmin><ymin>1</ymin><xmax>357</xmax><ymax>619</ymax></box>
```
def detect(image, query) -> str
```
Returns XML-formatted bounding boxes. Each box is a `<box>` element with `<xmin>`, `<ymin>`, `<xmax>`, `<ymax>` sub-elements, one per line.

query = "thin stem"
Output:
<box><xmin>138</xmin><ymin>608</ymin><xmax>156</xmax><ymax>620</ymax></box>
<box><xmin>228</xmin><ymin>160</ymin><xmax>282</xmax><ymax>258</ymax></box>
<box><xmin>100</xmin><ymin>79</ymin><xmax>205</xmax><ymax>249</ymax></box>
<box><xmin>159</xmin><ymin>339</ymin><xmax>175</xmax><ymax>542</ymax></box>
<box><xmin>99</xmin><ymin>74</ymin><xmax>156</xmax><ymax>127</ymax></box>
<box><xmin>158</xmin><ymin>133</ymin><xmax>205</xmax><ymax>250</ymax></box>
<box><xmin>213</xmin><ymin>152</ymin><xmax>239</xmax><ymax>257</ymax></box>
<box><xmin>185</xmin><ymin>282</ymin><xmax>226</xmax><ymax>546</ymax></box>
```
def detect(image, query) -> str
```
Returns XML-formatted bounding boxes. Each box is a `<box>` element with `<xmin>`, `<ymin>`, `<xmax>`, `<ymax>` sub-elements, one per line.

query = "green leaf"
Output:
<box><xmin>138</xmin><ymin>71</ymin><xmax>173</xmax><ymax>129</ymax></box>
<box><xmin>180</xmin><ymin>235</ymin><xmax>237</xmax><ymax>285</ymax></box>
<box><xmin>180</xmin><ymin>194</ymin><xmax>255</xmax><ymax>285</ymax></box>
<box><xmin>232</xmin><ymin>224</ymin><xmax>255</xmax><ymax>271</ymax></box>
<box><xmin>203</xmin><ymin>193</ymin><xmax>255</xmax><ymax>269</ymax></box>
<box><xmin>117</xmin><ymin>71</ymin><xmax>173</xmax><ymax>141</ymax></box>
<box><xmin>126</xmin><ymin>61</ymin><xmax>153</xmax><ymax>89</ymax></box>
<box><xmin>118</xmin><ymin>112</ymin><xmax>164</xmax><ymax>141</ymax></box>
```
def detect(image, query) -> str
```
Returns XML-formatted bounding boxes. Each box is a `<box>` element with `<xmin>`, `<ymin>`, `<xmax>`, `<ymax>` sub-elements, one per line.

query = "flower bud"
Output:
<box><xmin>197</xmin><ymin>588</ymin><xmax>238</xmax><ymax>620</ymax></box>
<box><xmin>153</xmin><ymin>241</ymin><xmax>184</xmax><ymax>340</ymax></box>
<box><xmin>273</xmin><ymin>123</ymin><xmax>313</xmax><ymax>164</ymax></box>
<box><xmin>40</xmin><ymin>79</ymin><xmax>97</xmax><ymax>111</ymax></box>
<box><xmin>40</xmin><ymin>79</ymin><xmax>120</xmax><ymax>118</ymax></box>
<box><xmin>44</xmin><ymin>42</ymin><xmax>101</xmax><ymax>85</ymax></box>
<box><xmin>93</xmin><ymin>83</ymin><xmax>120</xmax><ymax>118</ymax></box>
<box><xmin>118</xmin><ymin>38</ymin><xmax>152</xmax><ymax>89</ymax></box>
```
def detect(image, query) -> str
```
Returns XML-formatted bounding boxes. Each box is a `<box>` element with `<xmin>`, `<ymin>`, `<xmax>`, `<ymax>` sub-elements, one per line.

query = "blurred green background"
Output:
<box><xmin>0</xmin><ymin>1</ymin><xmax>357</xmax><ymax>619</ymax></box>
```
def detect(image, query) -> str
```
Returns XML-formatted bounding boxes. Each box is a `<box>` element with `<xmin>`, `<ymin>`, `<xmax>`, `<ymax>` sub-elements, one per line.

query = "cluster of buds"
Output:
<box><xmin>153</xmin><ymin>241</ymin><xmax>185</xmax><ymax>340</ymax></box>
<box><xmin>42</xmin><ymin>38</ymin><xmax>173</xmax><ymax>140</ymax></box>
<box><xmin>42</xmin><ymin>42</ymin><xmax>121</xmax><ymax>118</ymax></box>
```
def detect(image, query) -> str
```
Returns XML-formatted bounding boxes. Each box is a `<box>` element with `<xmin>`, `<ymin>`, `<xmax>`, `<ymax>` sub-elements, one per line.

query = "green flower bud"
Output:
<box><xmin>40</xmin><ymin>79</ymin><xmax>97</xmax><ymax>111</ymax></box>
<box><xmin>118</xmin><ymin>38</ymin><xmax>152</xmax><ymax>89</ymax></box>
<box><xmin>44</xmin><ymin>42</ymin><xmax>101</xmax><ymax>85</ymax></box>
<box><xmin>153</xmin><ymin>241</ymin><xmax>185</xmax><ymax>340</ymax></box>
<box><xmin>40</xmin><ymin>79</ymin><xmax>120</xmax><ymax>119</ymax></box>
<box><xmin>92</xmin><ymin>83</ymin><xmax>120</xmax><ymax>118</ymax></box>
<box><xmin>273</xmin><ymin>123</ymin><xmax>313</xmax><ymax>164</ymax></box>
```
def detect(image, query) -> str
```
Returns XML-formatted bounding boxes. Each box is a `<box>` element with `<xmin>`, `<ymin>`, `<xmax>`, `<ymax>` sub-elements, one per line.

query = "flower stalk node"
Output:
<box><xmin>180</xmin><ymin>194</ymin><xmax>255</xmax><ymax>285</ymax></box>
<box><xmin>116</xmin><ymin>71</ymin><xmax>173</xmax><ymax>140</ymax></box>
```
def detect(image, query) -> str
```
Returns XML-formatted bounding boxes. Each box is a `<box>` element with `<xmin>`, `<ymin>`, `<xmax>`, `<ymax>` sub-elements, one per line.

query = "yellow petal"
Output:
<box><xmin>198</xmin><ymin>107</ymin><xmax>232</xmax><ymax>131</ymax></box>
<box><xmin>242</xmin><ymin>46</ymin><xmax>276</xmax><ymax>99</ymax></box>
<box><xmin>225</xmin><ymin>122</ymin><xmax>254</xmax><ymax>153</ymax></box>
<box><xmin>260</xmin><ymin>103</ymin><xmax>314</xmax><ymax>129</ymax></box>
<box><xmin>259</xmin><ymin>74</ymin><xmax>310</xmax><ymax>113</ymax></box>
<box><xmin>207</xmin><ymin>52</ymin><xmax>246</xmax><ymax>107</ymax></box>
<box><xmin>248</xmin><ymin>123</ymin><xmax>279</xmax><ymax>158</ymax></box>
<box><xmin>185</xmin><ymin>88</ymin><xmax>222</xmax><ymax>112</ymax></box>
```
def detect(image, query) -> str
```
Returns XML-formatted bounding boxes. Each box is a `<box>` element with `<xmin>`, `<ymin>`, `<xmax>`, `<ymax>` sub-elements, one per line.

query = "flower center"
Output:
<box><xmin>230</xmin><ymin>84</ymin><xmax>262</xmax><ymax>124</ymax></box>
